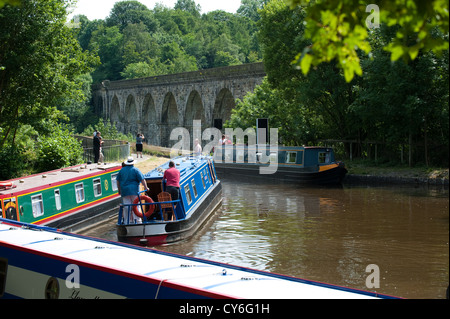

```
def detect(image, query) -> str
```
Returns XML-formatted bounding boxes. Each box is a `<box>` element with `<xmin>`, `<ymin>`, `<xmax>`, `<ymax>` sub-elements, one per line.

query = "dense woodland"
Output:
<box><xmin>76</xmin><ymin>0</ymin><xmax>264</xmax><ymax>83</ymax></box>
<box><xmin>0</xmin><ymin>0</ymin><xmax>448</xmax><ymax>179</ymax></box>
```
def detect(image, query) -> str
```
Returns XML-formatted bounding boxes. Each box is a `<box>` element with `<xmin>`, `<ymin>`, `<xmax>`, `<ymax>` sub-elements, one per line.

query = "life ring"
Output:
<box><xmin>0</xmin><ymin>182</ymin><xmax>13</xmax><ymax>189</ymax></box>
<box><xmin>4</xmin><ymin>201</ymin><xmax>18</xmax><ymax>221</ymax></box>
<box><xmin>132</xmin><ymin>195</ymin><xmax>155</xmax><ymax>218</ymax></box>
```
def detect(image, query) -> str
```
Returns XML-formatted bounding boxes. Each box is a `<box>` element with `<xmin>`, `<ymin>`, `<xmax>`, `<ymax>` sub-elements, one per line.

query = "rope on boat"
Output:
<box><xmin>153</xmin><ymin>267</ymin><xmax>229</xmax><ymax>299</ymax></box>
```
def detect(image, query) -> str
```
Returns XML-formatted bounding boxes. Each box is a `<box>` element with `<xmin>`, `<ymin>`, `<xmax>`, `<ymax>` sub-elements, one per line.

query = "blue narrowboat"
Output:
<box><xmin>213</xmin><ymin>145</ymin><xmax>347</xmax><ymax>185</ymax></box>
<box><xmin>116</xmin><ymin>156</ymin><xmax>222</xmax><ymax>246</ymax></box>
<box><xmin>0</xmin><ymin>218</ymin><xmax>399</xmax><ymax>299</ymax></box>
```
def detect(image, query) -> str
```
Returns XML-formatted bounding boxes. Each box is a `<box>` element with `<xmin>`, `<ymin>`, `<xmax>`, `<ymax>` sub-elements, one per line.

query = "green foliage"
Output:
<box><xmin>286</xmin><ymin>0</ymin><xmax>449</xmax><ymax>82</ymax></box>
<box><xmin>80</xmin><ymin>119</ymin><xmax>133</xmax><ymax>141</ymax></box>
<box><xmin>106</xmin><ymin>0</ymin><xmax>159</xmax><ymax>32</ymax></box>
<box><xmin>230</xmin><ymin>0</ymin><xmax>448</xmax><ymax>166</ymax></box>
<box><xmin>78</xmin><ymin>0</ymin><xmax>263</xmax><ymax>82</ymax></box>
<box><xmin>0</xmin><ymin>0</ymin><xmax>98</xmax><ymax>147</ymax></box>
<box><xmin>57</xmin><ymin>73</ymin><xmax>95</xmax><ymax>132</ymax></box>
<box><xmin>36</xmin><ymin>125</ymin><xmax>83</xmax><ymax>172</ymax></box>
<box><xmin>0</xmin><ymin>144</ymin><xmax>27</xmax><ymax>180</ymax></box>
<box><xmin>226</xmin><ymin>78</ymin><xmax>320</xmax><ymax>145</ymax></box>
<box><xmin>0</xmin><ymin>0</ymin><xmax>20</xmax><ymax>9</ymax></box>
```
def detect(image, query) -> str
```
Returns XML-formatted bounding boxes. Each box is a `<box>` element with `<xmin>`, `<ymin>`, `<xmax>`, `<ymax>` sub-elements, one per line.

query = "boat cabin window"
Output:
<box><xmin>318</xmin><ymin>151</ymin><xmax>331</xmax><ymax>164</ymax></box>
<box><xmin>111</xmin><ymin>173</ymin><xmax>118</xmax><ymax>191</ymax></box>
<box><xmin>31</xmin><ymin>194</ymin><xmax>44</xmax><ymax>218</ymax></box>
<box><xmin>286</xmin><ymin>152</ymin><xmax>297</xmax><ymax>164</ymax></box>
<box><xmin>200</xmin><ymin>172</ymin><xmax>206</xmax><ymax>188</ymax></box>
<box><xmin>75</xmin><ymin>183</ymin><xmax>85</xmax><ymax>203</ymax></box>
<box><xmin>54</xmin><ymin>189</ymin><xmax>61</xmax><ymax>210</ymax></box>
<box><xmin>93</xmin><ymin>178</ymin><xmax>102</xmax><ymax>197</ymax></box>
<box><xmin>191</xmin><ymin>179</ymin><xmax>198</xmax><ymax>198</ymax></box>
<box><xmin>184</xmin><ymin>184</ymin><xmax>192</xmax><ymax>205</ymax></box>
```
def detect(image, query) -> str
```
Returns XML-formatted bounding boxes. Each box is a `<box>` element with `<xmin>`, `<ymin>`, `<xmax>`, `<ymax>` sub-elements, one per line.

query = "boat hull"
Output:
<box><xmin>117</xmin><ymin>182</ymin><xmax>222</xmax><ymax>246</ymax></box>
<box><xmin>46</xmin><ymin>195</ymin><xmax>121</xmax><ymax>233</ymax></box>
<box><xmin>215</xmin><ymin>162</ymin><xmax>347</xmax><ymax>185</ymax></box>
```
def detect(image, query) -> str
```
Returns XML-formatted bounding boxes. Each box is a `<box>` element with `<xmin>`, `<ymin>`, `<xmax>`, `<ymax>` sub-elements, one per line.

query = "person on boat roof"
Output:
<box><xmin>117</xmin><ymin>156</ymin><xmax>149</xmax><ymax>223</ymax></box>
<box><xmin>163</xmin><ymin>161</ymin><xmax>180</xmax><ymax>202</ymax></box>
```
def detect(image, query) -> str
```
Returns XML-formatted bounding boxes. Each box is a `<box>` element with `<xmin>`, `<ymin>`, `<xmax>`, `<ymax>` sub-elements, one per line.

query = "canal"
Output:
<box><xmin>80</xmin><ymin>174</ymin><xmax>449</xmax><ymax>299</ymax></box>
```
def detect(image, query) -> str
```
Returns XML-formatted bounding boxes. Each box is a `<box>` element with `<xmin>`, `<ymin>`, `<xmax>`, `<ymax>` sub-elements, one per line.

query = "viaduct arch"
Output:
<box><xmin>92</xmin><ymin>62</ymin><xmax>266</xmax><ymax>147</ymax></box>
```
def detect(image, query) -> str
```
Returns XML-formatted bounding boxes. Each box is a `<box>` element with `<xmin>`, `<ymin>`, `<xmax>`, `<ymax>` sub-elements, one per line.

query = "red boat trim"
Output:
<box><xmin>119</xmin><ymin>234</ymin><xmax>169</xmax><ymax>246</ymax></box>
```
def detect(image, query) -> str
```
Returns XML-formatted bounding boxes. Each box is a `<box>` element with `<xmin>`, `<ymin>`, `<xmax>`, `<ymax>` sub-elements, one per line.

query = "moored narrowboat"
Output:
<box><xmin>0</xmin><ymin>163</ymin><xmax>121</xmax><ymax>232</ymax></box>
<box><xmin>213</xmin><ymin>145</ymin><xmax>347</xmax><ymax>185</ymax></box>
<box><xmin>0</xmin><ymin>218</ymin><xmax>400</xmax><ymax>299</ymax></box>
<box><xmin>116</xmin><ymin>155</ymin><xmax>222</xmax><ymax>246</ymax></box>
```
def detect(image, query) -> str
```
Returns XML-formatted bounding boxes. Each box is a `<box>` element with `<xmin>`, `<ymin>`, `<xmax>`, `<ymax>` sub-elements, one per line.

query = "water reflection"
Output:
<box><xmin>81</xmin><ymin>174</ymin><xmax>449</xmax><ymax>299</ymax></box>
<box><xmin>166</xmin><ymin>175</ymin><xmax>448</xmax><ymax>299</ymax></box>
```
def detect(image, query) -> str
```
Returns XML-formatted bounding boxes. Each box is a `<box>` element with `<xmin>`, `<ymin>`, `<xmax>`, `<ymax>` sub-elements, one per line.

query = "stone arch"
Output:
<box><xmin>212</xmin><ymin>88</ymin><xmax>235</xmax><ymax>131</ymax></box>
<box><xmin>125</xmin><ymin>94</ymin><xmax>138</xmax><ymax>135</ymax></box>
<box><xmin>110</xmin><ymin>95</ymin><xmax>121</xmax><ymax>130</ymax></box>
<box><xmin>142</xmin><ymin>93</ymin><xmax>158</xmax><ymax>145</ymax></box>
<box><xmin>184</xmin><ymin>90</ymin><xmax>205</xmax><ymax>140</ymax></box>
<box><xmin>93</xmin><ymin>94</ymin><xmax>103</xmax><ymax>116</ymax></box>
<box><xmin>160</xmin><ymin>92</ymin><xmax>179</xmax><ymax>147</ymax></box>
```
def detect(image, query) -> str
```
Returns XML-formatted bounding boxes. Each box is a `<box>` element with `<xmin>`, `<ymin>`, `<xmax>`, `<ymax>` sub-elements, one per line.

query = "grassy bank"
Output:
<box><xmin>345</xmin><ymin>160</ymin><xmax>449</xmax><ymax>182</ymax></box>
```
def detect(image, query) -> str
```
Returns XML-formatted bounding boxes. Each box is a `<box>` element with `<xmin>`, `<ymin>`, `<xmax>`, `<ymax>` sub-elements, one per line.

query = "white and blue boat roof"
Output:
<box><xmin>0</xmin><ymin>219</ymin><xmax>399</xmax><ymax>299</ymax></box>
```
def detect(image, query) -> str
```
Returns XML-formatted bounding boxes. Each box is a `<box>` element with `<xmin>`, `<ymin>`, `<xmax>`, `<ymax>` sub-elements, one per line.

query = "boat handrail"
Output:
<box><xmin>117</xmin><ymin>199</ymin><xmax>182</xmax><ymax>225</ymax></box>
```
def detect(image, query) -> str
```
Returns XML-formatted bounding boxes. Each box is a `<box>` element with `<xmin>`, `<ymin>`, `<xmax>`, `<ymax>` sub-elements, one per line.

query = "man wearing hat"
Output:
<box><xmin>116</xmin><ymin>156</ymin><xmax>149</xmax><ymax>223</ymax></box>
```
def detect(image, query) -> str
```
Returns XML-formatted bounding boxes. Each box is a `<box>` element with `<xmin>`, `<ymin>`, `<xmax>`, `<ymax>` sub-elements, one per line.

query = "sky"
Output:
<box><xmin>68</xmin><ymin>0</ymin><xmax>242</xmax><ymax>21</ymax></box>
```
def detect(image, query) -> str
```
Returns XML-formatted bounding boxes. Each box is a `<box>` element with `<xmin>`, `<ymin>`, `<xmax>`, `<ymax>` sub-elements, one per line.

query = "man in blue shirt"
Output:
<box><xmin>116</xmin><ymin>156</ymin><xmax>149</xmax><ymax>223</ymax></box>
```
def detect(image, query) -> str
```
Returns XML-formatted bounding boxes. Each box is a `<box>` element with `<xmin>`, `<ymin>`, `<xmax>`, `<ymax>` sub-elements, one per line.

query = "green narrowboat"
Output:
<box><xmin>0</xmin><ymin>163</ymin><xmax>121</xmax><ymax>232</ymax></box>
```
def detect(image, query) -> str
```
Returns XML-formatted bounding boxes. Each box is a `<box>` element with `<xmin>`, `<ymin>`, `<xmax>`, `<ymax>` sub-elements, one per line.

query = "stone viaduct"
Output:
<box><xmin>92</xmin><ymin>62</ymin><xmax>266</xmax><ymax>147</ymax></box>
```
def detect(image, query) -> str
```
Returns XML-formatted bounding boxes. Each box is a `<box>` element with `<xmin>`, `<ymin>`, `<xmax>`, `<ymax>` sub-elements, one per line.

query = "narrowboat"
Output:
<box><xmin>0</xmin><ymin>163</ymin><xmax>122</xmax><ymax>232</ymax></box>
<box><xmin>116</xmin><ymin>156</ymin><xmax>222</xmax><ymax>246</ymax></box>
<box><xmin>0</xmin><ymin>218</ymin><xmax>399</xmax><ymax>299</ymax></box>
<box><xmin>213</xmin><ymin>145</ymin><xmax>347</xmax><ymax>185</ymax></box>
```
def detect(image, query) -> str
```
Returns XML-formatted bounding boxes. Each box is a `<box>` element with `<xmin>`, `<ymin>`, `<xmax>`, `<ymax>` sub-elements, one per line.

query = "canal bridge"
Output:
<box><xmin>92</xmin><ymin>62</ymin><xmax>266</xmax><ymax>147</ymax></box>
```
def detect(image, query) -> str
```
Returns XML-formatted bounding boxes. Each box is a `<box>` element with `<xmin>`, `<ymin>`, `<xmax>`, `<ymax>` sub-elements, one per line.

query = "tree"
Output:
<box><xmin>58</xmin><ymin>73</ymin><xmax>96</xmax><ymax>133</ymax></box>
<box><xmin>174</xmin><ymin>0</ymin><xmax>201</xmax><ymax>17</ymax></box>
<box><xmin>234</xmin><ymin>0</ymin><xmax>360</xmax><ymax>146</ymax></box>
<box><xmin>121</xmin><ymin>61</ymin><xmax>156</xmax><ymax>79</ymax></box>
<box><xmin>106</xmin><ymin>0</ymin><xmax>159</xmax><ymax>32</ymax></box>
<box><xmin>89</xmin><ymin>25</ymin><xmax>124</xmax><ymax>81</ymax></box>
<box><xmin>0</xmin><ymin>0</ymin><xmax>20</xmax><ymax>9</ymax></box>
<box><xmin>286</xmin><ymin>0</ymin><xmax>449</xmax><ymax>82</ymax></box>
<box><xmin>227</xmin><ymin>78</ymin><xmax>320</xmax><ymax>145</ymax></box>
<box><xmin>208</xmin><ymin>34</ymin><xmax>244</xmax><ymax>67</ymax></box>
<box><xmin>75</xmin><ymin>15</ymin><xmax>104</xmax><ymax>51</ymax></box>
<box><xmin>0</xmin><ymin>0</ymin><xmax>98</xmax><ymax>148</ymax></box>
<box><xmin>121</xmin><ymin>22</ymin><xmax>159</xmax><ymax>66</ymax></box>
<box><xmin>251</xmin><ymin>0</ymin><xmax>448</xmax><ymax>165</ymax></box>
<box><xmin>237</xmin><ymin>0</ymin><xmax>267</xmax><ymax>21</ymax></box>
<box><xmin>355</xmin><ymin>25</ymin><xmax>449</xmax><ymax>165</ymax></box>
<box><xmin>36</xmin><ymin>124</ymin><xmax>83</xmax><ymax>172</ymax></box>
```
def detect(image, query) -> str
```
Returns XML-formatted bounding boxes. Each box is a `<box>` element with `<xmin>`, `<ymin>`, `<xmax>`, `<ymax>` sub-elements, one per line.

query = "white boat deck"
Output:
<box><xmin>0</xmin><ymin>221</ymin><xmax>387</xmax><ymax>299</ymax></box>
